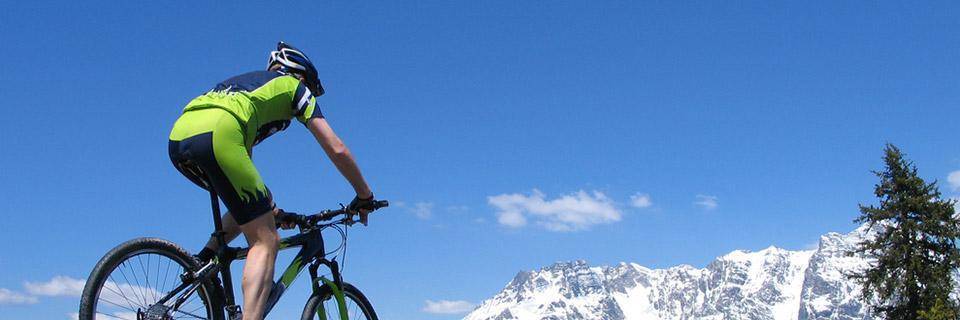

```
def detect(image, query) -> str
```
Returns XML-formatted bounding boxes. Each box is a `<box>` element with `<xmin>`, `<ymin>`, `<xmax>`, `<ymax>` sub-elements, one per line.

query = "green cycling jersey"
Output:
<box><xmin>171</xmin><ymin>70</ymin><xmax>323</xmax><ymax>149</ymax></box>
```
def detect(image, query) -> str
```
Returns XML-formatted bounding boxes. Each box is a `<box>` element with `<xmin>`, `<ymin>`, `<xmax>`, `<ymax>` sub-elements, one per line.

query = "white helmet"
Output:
<box><xmin>268</xmin><ymin>41</ymin><xmax>324</xmax><ymax>96</ymax></box>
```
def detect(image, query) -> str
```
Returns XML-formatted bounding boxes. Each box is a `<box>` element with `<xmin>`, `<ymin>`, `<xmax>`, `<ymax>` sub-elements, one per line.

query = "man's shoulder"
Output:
<box><xmin>214</xmin><ymin>70</ymin><xmax>293</xmax><ymax>92</ymax></box>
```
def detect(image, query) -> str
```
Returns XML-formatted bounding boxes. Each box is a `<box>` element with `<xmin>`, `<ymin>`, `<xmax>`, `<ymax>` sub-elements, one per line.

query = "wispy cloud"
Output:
<box><xmin>67</xmin><ymin>311</ymin><xmax>136</xmax><ymax>320</ymax></box>
<box><xmin>0</xmin><ymin>275</ymin><xmax>87</xmax><ymax>305</ymax></box>
<box><xmin>446</xmin><ymin>205</ymin><xmax>470</xmax><ymax>214</ymax></box>
<box><xmin>488</xmin><ymin>189</ymin><xmax>622</xmax><ymax>232</ymax></box>
<box><xmin>422</xmin><ymin>299</ymin><xmax>475</xmax><ymax>314</ymax></box>
<box><xmin>0</xmin><ymin>288</ymin><xmax>37</xmax><ymax>304</ymax></box>
<box><xmin>694</xmin><ymin>194</ymin><xmax>719</xmax><ymax>210</ymax></box>
<box><xmin>98</xmin><ymin>281</ymin><xmax>162</xmax><ymax>306</ymax></box>
<box><xmin>949</xmin><ymin>170</ymin><xmax>960</xmax><ymax>191</ymax></box>
<box><xmin>17</xmin><ymin>275</ymin><xmax>159</xmax><ymax>312</ymax></box>
<box><xmin>630</xmin><ymin>193</ymin><xmax>652</xmax><ymax>208</ymax></box>
<box><xmin>25</xmin><ymin>275</ymin><xmax>84</xmax><ymax>297</ymax></box>
<box><xmin>410</xmin><ymin>202</ymin><xmax>434</xmax><ymax>219</ymax></box>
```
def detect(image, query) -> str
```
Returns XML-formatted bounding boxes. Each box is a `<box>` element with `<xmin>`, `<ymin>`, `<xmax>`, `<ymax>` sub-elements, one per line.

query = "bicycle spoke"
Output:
<box><xmin>96</xmin><ymin>311</ymin><xmax>137</xmax><ymax>320</ymax></box>
<box><xmin>152</xmin><ymin>254</ymin><xmax>165</xmax><ymax>303</ymax></box>
<box><xmin>173</xmin><ymin>308</ymin><xmax>207</xmax><ymax>319</ymax></box>
<box><xmin>144</xmin><ymin>254</ymin><xmax>159</xmax><ymax>303</ymax></box>
<box><xmin>172</xmin><ymin>278</ymin><xmax>208</xmax><ymax>320</ymax></box>
<box><xmin>96</xmin><ymin>295</ymin><xmax>138</xmax><ymax>313</ymax></box>
<box><xmin>93</xmin><ymin>252</ymin><xmax>212</xmax><ymax>320</ymax></box>
<box><xmin>104</xmin><ymin>275</ymin><xmax>138</xmax><ymax>312</ymax></box>
<box><xmin>160</xmin><ymin>257</ymin><xmax>172</xmax><ymax>296</ymax></box>
<box><xmin>180</xmin><ymin>291</ymin><xmax>201</xmax><ymax>312</ymax></box>
<box><xmin>116</xmin><ymin>261</ymin><xmax>146</xmax><ymax>308</ymax></box>
<box><xmin>182</xmin><ymin>303</ymin><xmax>205</xmax><ymax>315</ymax></box>
<box><xmin>155</xmin><ymin>253</ymin><xmax>163</xmax><ymax>299</ymax></box>
<box><xmin>129</xmin><ymin>258</ymin><xmax>151</xmax><ymax>307</ymax></box>
<box><xmin>137</xmin><ymin>254</ymin><xmax>156</xmax><ymax>303</ymax></box>
<box><xmin>128</xmin><ymin>258</ymin><xmax>146</xmax><ymax>306</ymax></box>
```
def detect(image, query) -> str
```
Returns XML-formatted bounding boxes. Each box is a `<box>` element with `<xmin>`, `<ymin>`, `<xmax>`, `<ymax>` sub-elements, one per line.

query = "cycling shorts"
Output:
<box><xmin>168</xmin><ymin>107</ymin><xmax>274</xmax><ymax>225</ymax></box>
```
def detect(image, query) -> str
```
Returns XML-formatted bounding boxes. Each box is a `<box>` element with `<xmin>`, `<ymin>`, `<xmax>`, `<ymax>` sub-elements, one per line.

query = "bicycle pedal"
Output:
<box><xmin>225</xmin><ymin>305</ymin><xmax>242</xmax><ymax>320</ymax></box>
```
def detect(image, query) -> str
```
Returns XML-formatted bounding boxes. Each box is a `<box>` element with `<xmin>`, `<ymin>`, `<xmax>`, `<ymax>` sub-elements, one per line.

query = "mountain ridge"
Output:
<box><xmin>464</xmin><ymin>225</ymin><xmax>886</xmax><ymax>320</ymax></box>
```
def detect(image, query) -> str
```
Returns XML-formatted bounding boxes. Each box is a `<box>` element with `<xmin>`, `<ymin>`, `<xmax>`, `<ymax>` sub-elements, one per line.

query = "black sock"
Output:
<box><xmin>196</xmin><ymin>247</ymin><xmax>215</xmax><ymax>261</ymax></box>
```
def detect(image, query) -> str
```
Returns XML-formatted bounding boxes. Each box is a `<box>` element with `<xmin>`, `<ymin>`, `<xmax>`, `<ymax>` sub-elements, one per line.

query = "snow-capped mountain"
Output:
<box><xmin>464</xmin><ymin>225</ymin><xmax>882</xmax><ymax>320</ymax></box>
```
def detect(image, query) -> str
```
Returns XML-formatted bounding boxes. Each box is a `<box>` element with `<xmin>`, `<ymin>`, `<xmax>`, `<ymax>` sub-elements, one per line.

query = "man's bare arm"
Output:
<box><xmin>306</xmin><ymin>117</ymin><xmax>373</xmax><ymax>198</ymax></box>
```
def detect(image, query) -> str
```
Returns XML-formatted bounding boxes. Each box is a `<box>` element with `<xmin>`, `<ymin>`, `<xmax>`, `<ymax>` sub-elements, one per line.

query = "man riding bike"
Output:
<box><xmin>168</xmin><ymin>41</ymin><xmax>376</xmax><ymax>320</ymax></box>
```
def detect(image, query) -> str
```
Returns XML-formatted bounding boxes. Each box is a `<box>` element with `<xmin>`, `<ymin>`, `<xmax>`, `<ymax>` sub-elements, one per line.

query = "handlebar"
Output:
<box><xmin>277</xmin><ymin>200</ymin><xmax>389</xmax><ymax>230</ymax></box>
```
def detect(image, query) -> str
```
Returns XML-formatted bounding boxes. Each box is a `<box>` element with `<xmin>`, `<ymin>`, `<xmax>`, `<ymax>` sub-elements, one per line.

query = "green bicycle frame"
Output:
<box><xmin>226</xmin><ymin>227</ymin><xmax>349</xmax><ymax>319</ymax></box>
<box><xmin>154</xmin><ymin>189</ymin><xmax>361</xmax><ymax>320</ymax></box>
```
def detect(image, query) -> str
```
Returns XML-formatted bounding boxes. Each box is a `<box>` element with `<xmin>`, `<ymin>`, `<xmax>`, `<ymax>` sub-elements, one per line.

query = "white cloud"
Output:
<box><xmin>630</xmin><ymin>193</ymin><xmax>653</xmax><ymax>208</ymax></box>
<box><xmin>422</xmin><ymin>299</ymin><xmax>475</xmax><ymax>314</ymax></box>
<box><xmin>488</xmin><ymin>189</ymin><xmax>622</xmax><ymax>232</ymax></box>
<box><xmin>410</xmin><ymin>202</ymin><xmax>433</xmax><ymax>219</ymax></box>
<box><xmin>25</xmin><ymin>275</ymin><xmax>85</xmax><ymax>297</ymax></box>
<box><xmin>67</xmin><ymin>311</ymin><xmax>137</xmax><ymax>320</ymax></box>
<box><xmin>446</xmin><ymin>205</ymin><xmax>470</xmax><ymax>214</ymax></box>
<box><xmin>949</xmin><ymin>171</ymin><xmax>960</xmax><ymax>191</ymax></box>
<box><xmin>24</xmin><ymin>275</ymin><xmax>160</xmax><ymax>312</ymax></box>
<box><xmin>0</xmin><ymin>288</ymin><xmax>37</xmax><ymax>304</ymax></box>
<box><xmin>694</xmin><ymin>195</ymin><xmax>718</xmax><ymax>210</ymax></box>
<box><xmin>98</xmin><ymin>281</ymin><xmax>163</xmax><ymax>306</ymax></box>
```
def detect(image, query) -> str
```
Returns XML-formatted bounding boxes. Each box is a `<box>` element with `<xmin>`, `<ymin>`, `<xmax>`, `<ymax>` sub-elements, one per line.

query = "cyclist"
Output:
<box><xmin>168</xmin><ymin>41</ymin><xmax>376</xmax><ymax>320</ymax></box>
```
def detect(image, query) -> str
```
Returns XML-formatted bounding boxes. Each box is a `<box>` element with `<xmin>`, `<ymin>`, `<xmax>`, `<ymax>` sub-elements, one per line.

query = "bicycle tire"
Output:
<box><xmin>300</xmin><ymin>282</ymin><xmax>378</xmax><ymax>320</ymax></box>
<box><xmin>79</xmin><ymin>237</ymin><xmax>225</xmax><ymax>320</ymax></box>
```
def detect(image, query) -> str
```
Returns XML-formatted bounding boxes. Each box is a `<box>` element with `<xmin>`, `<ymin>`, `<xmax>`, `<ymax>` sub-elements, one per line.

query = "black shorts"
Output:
<box><xmin>168</xmin><ymin>110</ymin><xmax>275</xmax><ymax>225</ymax></box>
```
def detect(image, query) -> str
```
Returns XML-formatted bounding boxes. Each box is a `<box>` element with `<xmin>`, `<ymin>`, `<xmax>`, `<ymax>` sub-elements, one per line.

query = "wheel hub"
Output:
<box><xmin>138</xmin><ymin>304</ymin><xmax>173</xmax><ymax>320</ymax></box>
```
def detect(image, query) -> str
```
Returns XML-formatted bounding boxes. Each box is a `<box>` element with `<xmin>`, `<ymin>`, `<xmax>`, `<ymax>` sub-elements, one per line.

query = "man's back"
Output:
<box><xmin>184</xmin><ymin>70</ymin><xmax>322</xmax><ymax>147</ymax></box>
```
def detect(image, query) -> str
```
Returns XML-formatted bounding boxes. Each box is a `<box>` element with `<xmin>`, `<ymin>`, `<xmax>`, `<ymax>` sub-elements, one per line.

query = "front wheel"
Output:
<box><xmin>301</xmin><ymin>282</ymin><xmax>378</xmax><ymax>320</ymax></box>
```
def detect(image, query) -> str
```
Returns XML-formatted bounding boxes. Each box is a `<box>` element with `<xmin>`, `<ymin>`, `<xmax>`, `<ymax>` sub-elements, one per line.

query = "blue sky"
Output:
<box><xmin>1</xmin><ymin>1</ymin><xmax>959</xmax><ymax>319</ymax></box>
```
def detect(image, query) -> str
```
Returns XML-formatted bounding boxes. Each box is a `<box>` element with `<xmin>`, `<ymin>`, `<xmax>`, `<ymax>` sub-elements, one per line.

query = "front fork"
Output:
<box><xmin>309</xmin><ymin>260</ymin><xmax>349</xmax><ymax>320</ymax></box>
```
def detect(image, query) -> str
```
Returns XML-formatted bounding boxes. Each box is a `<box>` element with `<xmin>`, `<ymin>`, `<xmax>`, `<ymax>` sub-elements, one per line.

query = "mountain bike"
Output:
<box><xmin>79</xmin><ymin>189</ymin><xmax>388</xmax><ymax>320</ymax></box>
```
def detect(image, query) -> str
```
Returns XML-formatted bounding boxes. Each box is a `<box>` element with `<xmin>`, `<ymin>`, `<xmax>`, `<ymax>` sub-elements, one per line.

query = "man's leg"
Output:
<box><xmin>238</xmin><ymin>209</ymin><xmax>280</xmax><ymax>320</ymax></box>
<box><xmin>203</xmin><ymin>213</ymin><xmax>241</xmax><ymax>249</ymax></box>
<box><xmin>193</xmin><ymin>213</ymin><xmax>241</xmax><ymax>262</ymax></box>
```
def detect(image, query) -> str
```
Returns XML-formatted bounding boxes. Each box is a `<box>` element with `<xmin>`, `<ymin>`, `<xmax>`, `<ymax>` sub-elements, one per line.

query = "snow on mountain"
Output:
<box><xmin>464</xmin><ymin>225</ymin><xmax>887</xmax><ymax>320</ymax></box>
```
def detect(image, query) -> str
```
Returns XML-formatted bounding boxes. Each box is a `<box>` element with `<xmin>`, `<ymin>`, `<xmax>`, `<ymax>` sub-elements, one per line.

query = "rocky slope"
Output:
<box><xmin>464</xmin><ymin>226</ymin><xmax>880</xmax><ymax>320</ymax></box>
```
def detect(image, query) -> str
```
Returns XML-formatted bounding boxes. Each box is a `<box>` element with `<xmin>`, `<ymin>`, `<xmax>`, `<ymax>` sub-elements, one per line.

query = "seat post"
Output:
<box><xmin>209</xmin><ymin>189</ymin><xmax>240</xmax><ymax>313</ymax></box>
<box><xmin>209</xmin><ymin>190</ymin><xmax>226</xmax><ymax>247</ymax></box>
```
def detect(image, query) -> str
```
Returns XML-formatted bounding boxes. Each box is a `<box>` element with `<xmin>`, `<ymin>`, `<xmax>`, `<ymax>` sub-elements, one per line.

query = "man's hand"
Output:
<box><xmin>347</xmin><ymin>194</ymin><xmax>375</xmax><ymax>226</ymax></box>
<box><xmin>274</xmin><ymin>209</ymin><xmax>297</xmax><ymax>230</ymax></box>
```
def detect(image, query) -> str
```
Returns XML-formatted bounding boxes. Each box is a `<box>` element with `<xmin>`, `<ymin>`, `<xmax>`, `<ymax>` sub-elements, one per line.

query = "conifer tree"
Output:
<box><xmin>849</xmin><ymin>144</ymin><xmax>960</xmax><ymax>320</ymax></box>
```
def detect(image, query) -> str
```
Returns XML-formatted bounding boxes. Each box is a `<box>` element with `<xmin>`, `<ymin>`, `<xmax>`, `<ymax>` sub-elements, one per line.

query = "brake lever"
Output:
<box><xmin>343</xmin><ymin>217</ymin><xmax>357</xmax><ymax>226</ymax></box>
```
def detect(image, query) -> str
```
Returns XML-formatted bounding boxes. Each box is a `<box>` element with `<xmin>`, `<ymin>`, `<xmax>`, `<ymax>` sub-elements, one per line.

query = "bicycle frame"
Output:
<box><xmin>154</xmin><ymin>190</ymin><xmax>351</xmax><ymax>319</ymax></box>
<box><xmin>223</xmin><ymin>226</ymin><xmax>344</xmax><ymax>317</ymax></box>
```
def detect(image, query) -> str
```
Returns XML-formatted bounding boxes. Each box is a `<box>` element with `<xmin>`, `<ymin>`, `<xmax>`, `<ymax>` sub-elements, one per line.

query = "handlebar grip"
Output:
<box><xmin>373</xmin><ymin>200</ymin><xmax>389</xmax><ymax>209</ymax></box>
<box><xmin>274</xmin><ymin>210</ymin><xmax>304</xmax><ymax>228</ymax></box>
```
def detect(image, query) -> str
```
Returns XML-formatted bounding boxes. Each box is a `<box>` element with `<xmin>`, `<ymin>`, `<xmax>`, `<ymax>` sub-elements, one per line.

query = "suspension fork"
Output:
<box><xmin>310</xmin><ymin>260</ymin><xmax>349</xmax><ymax>320</ymax></box>
<box><xmin>309</xmin><ymin>262</ymin><xmax>322</xmax><ymax>296</ymax></box>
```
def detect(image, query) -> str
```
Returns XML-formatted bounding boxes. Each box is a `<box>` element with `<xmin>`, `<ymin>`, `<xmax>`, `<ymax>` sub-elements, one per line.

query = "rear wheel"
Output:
<box><xmin>79</xmin><ymin>237</ymin><xmax>223</xmax><ymax>320</ymax></box>
<box><xmin>300</xmin><ymin>283</ymin><xmax>377</xmax><ymax>320</ymax></box>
